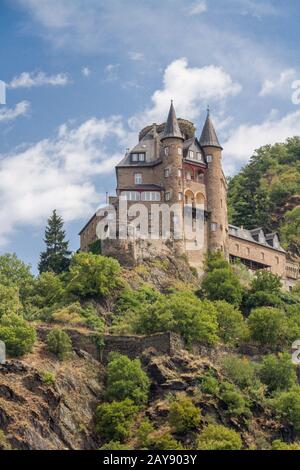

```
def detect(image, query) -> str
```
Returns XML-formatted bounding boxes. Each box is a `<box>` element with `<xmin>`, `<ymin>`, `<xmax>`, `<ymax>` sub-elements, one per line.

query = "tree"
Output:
<box><xmin>0</xmin><ymin>285</ymin><xmax>22</xmax><ymax>318</ymax></box>
<box><xmin>168</xmin><ymin>395</ymin><xmax>201</xmax><ymax>433</ymax></box>
<box><xmin>222</xmin><ymin>356</ymin><xmax>257</xmax><ymax>390</ymax></box>
<box><xmin>214</xmin><ymin>301</ymin><xmax>247</xmax><ymax>346</ymax></box>
<box><xmin>259</xmin><ymin>353</ymin><xmax>297</xmax><ymax>393</ymax></box>
<box><xmin>0</xmin><ymin>314</ymin><xmax>36</xmax><ymax>357</ymax></box>
<box><xmin>46</xmin><ymin>328</ymin><xmax>72</xmax><ymax>360</ymax></box>
<box><xmin>251</xmin><ymin>271</ymin><xmax>282</xmax><ymax>294</ymax></box>
<box><xmin>106</xmin><ymin>353</ymin><xmax>150</xmax><ymax>405</ymax></box>
<box><xmin>29</xmin><ymin>272</ymin><xmax>66</xmax><ymax>309</ymax></box>
<box><xmin>201</xmin><ymin>268</ymin><xmax>244</xmax><ymax>307</ymax></box>
<box><xmin>280</xmin><ymin>207</ymin><xmax>300</xmax><ymax>257</ymax></box>
<box><xmin>39</xmin><ymin>210</ymin><xmax>71</xmax><ymax>274</ymax></box>
<box><xmin>67</xmin><ymin>252</ymin><xmax>120</xmax><ymax>298</ymax></box>
<box><xmin>248</xmin><ymin>307</ymin><xmax>288</xmax><ymax>347</ymax></box>
<box><xmin>197</xmin><ymin>424</ymin><xmax>242</xmax><ymax>450</ymax></box>
<box><xmin>95</xmin><ymin>399</ymin><xmax>139</xmax><ymax>442</ymax></box>
<box><xmin>272</xmin><ymin>388</ymin><xmax>300</xmax><ymax>429</ymax></box>
<box><xmin>0</xmin><ymin>253</ymin><xmax>34</xmax><ymax>302</ymax></box>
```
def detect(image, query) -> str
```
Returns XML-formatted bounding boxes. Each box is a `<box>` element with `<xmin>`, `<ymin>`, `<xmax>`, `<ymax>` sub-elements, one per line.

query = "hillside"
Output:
<box><xmin>1</xmin><ymin>252</ymin><xmax>300</xmax><ymax>451</ymax></box>
<box><xmin>228</xmin><ymin>137</ymin><xmax>300</xmax><ymax>260</ymax></box>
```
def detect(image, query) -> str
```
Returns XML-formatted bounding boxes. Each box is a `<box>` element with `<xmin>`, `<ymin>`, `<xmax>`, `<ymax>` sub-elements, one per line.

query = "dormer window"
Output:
<box><xmin>196</xmin><ymin>152</ymin><xmax>202</xmax><ymax>161</ymax></box>
<box><xmin>131</xmin><ymin>153</ymin><xmax>145</xmax><ymax>162</ymax></box>
<box><xmin>189</xmin><ymin>150</ymin><xmax>194</xmax><ymax>159</ymax></box>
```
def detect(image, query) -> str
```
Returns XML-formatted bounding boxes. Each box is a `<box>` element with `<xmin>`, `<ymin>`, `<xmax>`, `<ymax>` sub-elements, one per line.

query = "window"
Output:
<box><xmin>211</xmin><ymin>223</ymin><xmax>218</xmax><ymax>232</ymax></box>
<box><xmin>178</xmin><ymin>192</ymin><xmax>183</xmax><ymax>201</ymax></box>
<box><xmin>247</xmin><ymin>247</ymin><xmax>250</xmax><ymax>256</ymax></box>
<box><xmin>141</xmin><ymin>192</ymin><xmax>161</xmax><ymax>202</ymax></box>
<box><xmin>186</xmin><ymin>171</ymin><xmax>192</xmax><ymax>181</ymax></box>
<box><xmin>135</xmin><ymin>173</ymin><xmax>142</xmax><ymax>184</ymax></box>
<box><xmin>276</xmin><ymin>256</ymin><xmax>279</xmax><ymax>265</ymax></box>
<box><xmin>164</xmin><ymin>168</ymin><xmax>170</xmax><ymax>178</ymax></box>
<box><xmin>131</xmin><ymin>153</ymin><xmax>145</xmax><ymax>162</ymax></box>
<box><xmin>235</xmin><ymin>244</ymin><xmax>240</xmax><ymax>253</ymax></box>
<box><xmin>207</xmin><ymin>155</ymin><xmax>213</xmax><ymax>163</ymax></box>
<box><xmin>178</xmin><ymin>169</ymin><xmax>182</xmax><ymax>178</ymax></box>
<box><xmin>189</xmin><ymin>150</ymin><xmax>194</xmax><ymax>159</ymax></box>
<box><xmin>165</xmin><ymin>192</ymin><xmax>171</xmax><ymax>202</ymax></box>
<box><xmin>138</xmin><ymin>153</ymin><xmax>145</xmax><ymax>162</ymax></box>
<box><xmin>164</xmin><ymin>147</ymin><xmax>169</xmax><ymax>156</ymax></box>
<box><xmin>261</xmin><ymin>252</ymin><xmax>265</xmax><ymax>261</ymax></box>
<box><xmin>178</xmin><ymin>147</ymin><xmax>183</xmax><ymax>155</ymax></box>
<box><xmin>121</xmin><ymin>191</ymin><xmax>141</xmax><ymax>201</ymax></box>
<box><xmin>196</xmin><ymin>152</ymin><xmax>202</xmax><ymax>161</ymax></box>
<box><xmin>132</xmin><ymin>153</ymin><xmax>138</xmax><ymax>162</ymax></box>
<box><xmin>197</xmin><ymin>172</ymin><xmax>204</xmax><ymax>183</ymax></box>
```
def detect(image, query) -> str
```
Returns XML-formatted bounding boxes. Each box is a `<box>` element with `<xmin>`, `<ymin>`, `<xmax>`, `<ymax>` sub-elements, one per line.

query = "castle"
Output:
<box><xmin>79</xmin><ymin>102</ymin><xmax>299</xmax><ymax>291</ymax></box>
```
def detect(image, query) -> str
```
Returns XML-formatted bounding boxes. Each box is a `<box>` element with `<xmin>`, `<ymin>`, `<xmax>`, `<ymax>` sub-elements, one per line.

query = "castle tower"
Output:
<box><xmin>200</xmin><ymin>109</ymin><xmax>229</xmax><ymax>256</ymax></box>
<box><xmin>161</xmin><ymin>101</ymin><xmax>185</xmax><ymax>243</ymax></box>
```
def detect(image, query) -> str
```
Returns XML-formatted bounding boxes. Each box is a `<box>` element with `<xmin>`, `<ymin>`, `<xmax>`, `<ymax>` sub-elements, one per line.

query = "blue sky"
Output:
<box><xmin>0</xmin><ymin>0</ymin><xmax>300</xmax><ymax>272</ymax></box>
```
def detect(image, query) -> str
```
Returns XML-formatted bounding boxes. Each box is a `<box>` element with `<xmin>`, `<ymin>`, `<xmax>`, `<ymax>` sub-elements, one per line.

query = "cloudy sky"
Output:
<box><xmin>0</xmin><ymin>0</ymin><xmax>300</xmax><ymax>270</ymax></box>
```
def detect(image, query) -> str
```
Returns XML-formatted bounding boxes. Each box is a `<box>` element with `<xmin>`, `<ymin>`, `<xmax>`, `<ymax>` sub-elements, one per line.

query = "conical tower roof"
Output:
<box><xmin>200</xmin><ymin>109</ymin><xmax>222</xmax><ymax>149</ymax></box>
<box><xmin>161</xmin><ymin>101</ymin><xmax>184</xmax><ymax>141</ymax></box>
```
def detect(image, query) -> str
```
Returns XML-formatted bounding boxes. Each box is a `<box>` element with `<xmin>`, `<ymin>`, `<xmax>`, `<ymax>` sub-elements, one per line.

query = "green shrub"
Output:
<box><xmin>214</xmin><ymin>301</ymin><xmax>247</xmax><ymax>346</ymax></box>
<box><xmin>222</xmin><ymin>356</ymin><xmax>257</xmax><ymax>389</ymax></box>
<box><xmin>197</xmin><ymin>424</ymin><xmax>243</xmax><ymax>450</ymax></box>
<box><xmin>168</xmin><ymin>395</ymin><xmax>201</xmax><ymax>433</ymax></box>
<box><xmin>0</xmin><ymin>253</ymin><xmax>34</xmax><ymax>303</ymax></box>
<box><xmin>251</xmin><ymin>271</ymin><xmax>282</xmax><ymax>294</ymax></box>
<box><xmin>272</xmin><ymin>440</ymin><xmax>300</xmax><ymax>450</ymax></box>
<box><xmin>220</xmin><ymin>382</ymin><xmax>251</xmax><ymax>417</ymax></box>
<box><xmin>259</xmin><ymin>353</ymin><xmax>297</xmax><ymax>393</ymax></box>
<box><xmin>0</xmin><ymin>284</ymin><xmax>22</xmax><ymax>318</ymax></box>
<box><xmin>46</xmin><ymin>328</ymin><xmax>72</xmax><ymax>360</ymax></box>
<box><xmin>272</xmin><ymin>388</ymin><xmax>300</xmax><ymax>429</ymax></box>
<box><xmin>147</xmin><ymin>432</ymin><xmax>184</xmax><ymax>450</ymax></box>
<box><xmin>206</xmin><ymin>252</ymin><xmax>230</xmax><ymax>271</ymax></box>
<box><xmin>136</xmin><ymin>418</ymin><xmax>155</xmax><ymax>449</ymax></box>
<box><xmin>136</xmin><ymin>292</ymin><xmax>219</xmax><ymax>346</ymax></box>
<box><xmin>201</xmin><ymin>268</ymin><xmax>244</xmax><ymax>307</ymax></box>
<box><xmin>67</xmin><ymin>253</ymin><xmax>120</xmax><ymax>298</ymax></box>
<box><xmin>248</xmin><ymin>307</ymin><xmax>288</xmax><ymax>347</ymax></box>
<box><xmin>106</xmin><ymin>353</ymin><xmax>150</xmax><ymax>405</ymax></box>
<box><xmin>198</xmin><ymin>373</ymin><xmax>220</xmax><ymax>396</ymax></box>
<box><xmin>29</xmin><ymin>272</ymin><xmax>65</xmax><ymax>309</ymax></box>
<box><xmin>115</xmin><ymin>285</ymin><xmax>161</xmax><ymax>315</ymax></box>
<box><xmin>245</xmin><ymin>291</ymin><xmax>283</xmax><ymax>311</ymax></box>
<box><xmin>0</xmin><ymin>314</ymin><xmax>36</xmax><ymax>357</ymax></box>
<box><xmin>40</xmin><ymin>371</ymin><xmax>56</xmax><ymax>386</ymax></box>
<box><xmin>95</xmin><ymin>399</ymin><xmax>139</xmax><ymax>442</ymax></box>
<box><xmin>100</xmin><ymin>441</ymin><xmax>132</xmax><ymax>450</ymax></box>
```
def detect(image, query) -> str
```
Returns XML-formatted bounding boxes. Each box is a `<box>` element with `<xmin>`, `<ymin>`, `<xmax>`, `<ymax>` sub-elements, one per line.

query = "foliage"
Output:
<box><xmin>67</xmin><ymin>252</ymin><xmax>120</xmax><ymax>298</ymax></box>
<box><xmin>0</xmin><ymin>284</ymin><xmax>22</xmax><ymax>318</ymax></box>
<box><xmin>115</xmin><ymin>285</ymin><xmax>161</xmax><ymax>315</ymax></box>
<box><xmin>272</xmin><ymin>388</ymin><xmax>300</xmax><ymax>429</ymax></box>
<box><xmin>39</xmin><ymin>210</ymin><xmax>71</xmax><ymax>274</ymax></box>
<box><xmin>280</xmin><ymin>207</ymin><xmax>300</xmax><ymax>257</ymax></box>
<box><xmin>0</xmin><ymin>314</ymin><xmax>36</xmax><ymax>357</ymax></box>
<box><xmin>135</xmin><ymin>292</ymin><xmax>219</xmax><ymax>346</ymax></box>
<box><xmin>106</xmin><ymin>353</ymin><xmax>150</xmax><ymax>405</ymax></box>
<box><xmin>248</xmin><ymin>307</ymin><xmax>288</xmax><ymax>347</ymax></box>
<box><xmin>197</xmin><ymin>424</ymin><xmax>243</xmax><ymax>450</ymax></box>
<box><xmin>220</xmin><ymin>382</ymin><xmax>251</xmax><ymax>417</ymax></box>
<box><xmin>100</xmin><ymin>441</ymin><xmax>132</xmax><ymax>450</ymax></box>
<box><xmin>136</xmin><ymin>418</ymin><xmax>155</xmax><ymax>449</ymax></box>
<box><xmin>222</xmin><ymin>356</ymin><xmax>257</xmax><ymax>390</ymax></box>
<box><xmin>259</xmin><ymin>353</ymin><xmax>297</xmax><ymax>394</ymax></box>
<box><xmin>95</xmin><ymin>399</ymin><xmax>139</xmax><ymax>442</ymax></box>
<box><xmin>198</xmin><ymin>372</ymin><xmax>220</xmax><ymax>396</ymax></box>
<box><xmin>46</xmin><ymin>328</ymin><xmax>72</xmax><ymax>360</ymax></box>
<box><xmin>0</xmin><ymin>253</ymin><xmax>34</xmax><ymax>303</ymax></box>
<box><xmin>88</xmin><ymin>239</ymin><xmax>102</xmax><ymax>255</ymax></box>
<box><xmin>251</xmin><ymin>271</ymin><xmax>282</xmax><ymax>294</ymax></box>
<box><xmin>28</xmin><ymin>272</ymin><xmax>66</xmax><ymax>310</ymax></box>
<box><xmin>244</xmin><ymin>291</ymin><xmax>283</xmax><ymax>312</ymax></box>
<box><xmin>168</xmin><ymin>395</ymin><xmax>201</xmax><ymax>433</ymax></box>
<box><xmin>201</xmin><ymin>267</ymin><xmax>244</xmax><ymax>307</ymax></box>
<box><xmin>272</xmin><ymin>440</ymin><xmax>300</xmax><ymax>450</ymax></box>
<box><xmin>40</xmin><ymin>371</ymin><xmax>56</xmax><ymax>386</ymax></box>
<box><xmin>214</xmin><ymin>301</ymin><xmax>247</xmax><ymax>346</ymax></box>
<box><xmin>147</xmin><ymin>432</ymin><xmax>184</xmax><ymax>451</ymax></box>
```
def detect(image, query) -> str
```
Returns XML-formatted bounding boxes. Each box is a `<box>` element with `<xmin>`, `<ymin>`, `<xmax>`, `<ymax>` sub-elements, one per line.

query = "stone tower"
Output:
<box><xmin>200</xmin><ymin>109</ymin><xmax>229</xmax><ymax>256</ymax></box>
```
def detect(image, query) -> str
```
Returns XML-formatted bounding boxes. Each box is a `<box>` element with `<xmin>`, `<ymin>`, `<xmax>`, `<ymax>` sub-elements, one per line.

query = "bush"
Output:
<box><xmin>100</xmin><ymin>441</ymin><xmax>132</xmax><ymax>450</ymax></box>
<box><xmin>46</xmin><ymin>328</ymin><xmax>72</xmax><ymax>360</ymax></box>
<box><xmin>136</xmin><ymin>418</ymin><xmax>155</xmax><ymax>449</ymax></box>
<box><xmin>245</xmin><ymin>291</ymin><xmax>283</xmax><ymax>311</ymax></box>
<box><xmin>106</xmin><ymin>353</ymin><xmax>150</xmax><ymax>405</ymax></box>
<box><xmin>220</xmin><ymin>382</ymin><xmax>251</xmax><ymax>417</ymax></box>
<box><xmin>168</xmin><ymin>395</ymin><xmax>201</xmax><ymax>433</ymax></box>
<box><xmin>0</xmin><ymin>285</ymin><xmax>22</xmax><ymax>318</ymax></box>
<box><xmin>272</xmin><ymin>388</ymin><xmax>300</xmax><ymax>429</ymax></box>
<box><xmin>222</xmin><ymin>356</ymin><xmax>257</xmax><ymax>389</ymax></box>
<box><xmin>259</xmin><ymin>353</ymin><xmax>297</xmax><ymax>393</ymax></box>
<box><xmin>251</xmin><ymin>271</ymin><xmax>282</xmax><ymax>294</ymax></box>
<box><xmin>201</xmin><ymin>268</ymin><xmax>244</xmax><ymax>307</ymax></box>
<box><xmin>272</xmin><ymin>440</ymin><xmax>300</xmax><ymax>450</ymax></box>
<box><xmin>95</xmin><ymin>399</ymin><xmax>139</xmax><ymax>442</ymax></box>
<box><xmin>0</xmin><ymin>253</ymin><xmax>34</xmax><ymax>302</ymax></box>
<box><xmin>40</xmin><ymin>371</ymin><xmax>56</xmax><ymax>386</ymax></box>
<box><xmin>29</xmin><ymin>272</ymin><xmax>65</xmax><ymax>309</ymax></box>
<box><xmin>206</xmin><ymin>252</ymin><xmax>230</xmax><ymax>271</ymax></box>
<box><xmin>147</xmin><ymin>432</ymin><xmax>184</xmax><ymax>450</ymax></box>
<box><xmin>136</xmin><ymin>292</ymin><xmax>219</xmax><ymax>347</ymax></box>
<box><xmin>214</xmin><ymin>301</ymin><xmax>247</xmax><ymax>346</ymax></box>
<box><xmin>248</xmin><ymin>307</ymin><xmax>288</xmax><ymax>347</ymax></box>
<box><xmin>197</xmin><ymin>424</ymin><xmax>242</xmax><ymax>450</ymax></box>
<box><xmin>198</xmin><ymin>373</ymin><xmax>220</xmax><ymax>396</ymax></box>
<box><xmin>0</xmin><ymin>314</ymin><xmax>36</xmax><ymax>357</ymax></box>
<box><xmin>67</xmin><ymin>253</ymin><xmax>120</xmax><ymax>298</ymax></box>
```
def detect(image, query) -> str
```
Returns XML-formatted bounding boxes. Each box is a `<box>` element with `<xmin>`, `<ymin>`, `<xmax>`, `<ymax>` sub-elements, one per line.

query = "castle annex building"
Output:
<box><xmin>79</xmin><ymin>102</ymin><xmax>300</xmax><ymax>290</ymax></box>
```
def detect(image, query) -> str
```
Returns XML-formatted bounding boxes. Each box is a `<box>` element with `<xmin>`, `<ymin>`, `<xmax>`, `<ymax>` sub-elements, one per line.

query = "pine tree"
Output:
<box><xmin>39</xmin><ymin>210</ymin><xmax>71</xmax><ymax>274</ymax></box>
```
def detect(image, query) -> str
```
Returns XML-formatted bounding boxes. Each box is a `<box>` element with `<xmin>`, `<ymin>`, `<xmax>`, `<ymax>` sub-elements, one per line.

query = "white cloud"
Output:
<box><xmin>82</xmin><ymin>67</ymin><xmax>91</xmax><ymax>77</ymax></box>
<box><xmin>8</xmin><ymin>71</ymin><xmax>70</xmax><ymax>89</ymax></box>
<box><xmin>259</xmin><ymin>68</ymin><xmax>296</xmax><ymax>97</ymax></box>
<box><xmin>235</xmin><ymin>0</ymin><xmax>279</xmax><ymax>18</ymax></box>
<box><xmin>186</xmin><ymin>1</ymin><xmax>207</xmax><ymax>16</ymax></box>
<box><xmin>130</xmin><ymin>58</ymin><xmax>241</xmax><ymax>129</ymax></box>
<box><xmin>0</xmin><ymin>101</ymin><xmax>30</xmax><ymax>122</ymax></box>
<box><xmin>0</xmin><ymin>116</ymin><xmax>130</xmax><ymax>245</ymax></box>
<box><xmin>104</xmin><ymin>64</ymin><xmax>120</xmax><ymax>82</ymax></box>
<box><xmin>129</xmin><ymin>52</ymin><xmax>144</xmax><ymax>61</ymax></box>
<box><xmin>223</xmin><ymin>109</ymin><xmax>300</xmax><ymax>175</ymax></box>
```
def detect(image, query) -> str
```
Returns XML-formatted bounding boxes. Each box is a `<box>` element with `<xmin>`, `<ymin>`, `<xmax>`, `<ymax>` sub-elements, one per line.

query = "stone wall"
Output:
<box><xmin>102</xmin><ymin>332</ymin><xmax>184</xmax><ymax>363</ymax></box>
